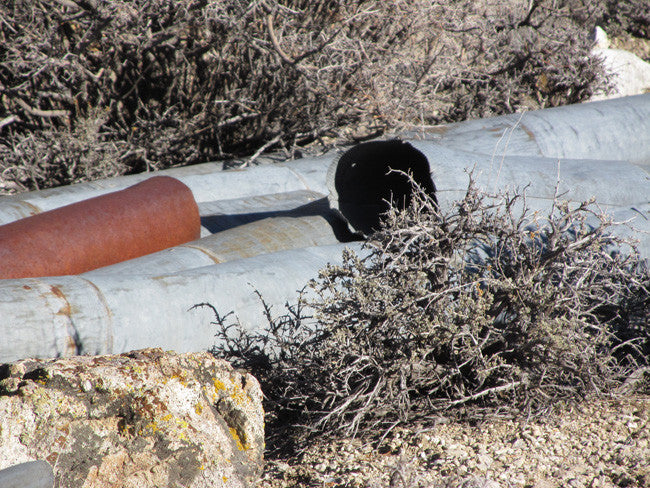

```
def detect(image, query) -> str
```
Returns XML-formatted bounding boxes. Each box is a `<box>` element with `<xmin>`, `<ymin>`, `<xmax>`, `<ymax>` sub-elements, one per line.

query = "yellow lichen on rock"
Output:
<box><xmin>229</xmin><ymin>427</ymin><xmax>249</xmax><ymax>451</ymax></box>
<box><xmin>0</xmin><ymin>348</ymin><xmax>264</xmax><ymax>488</ymax></box>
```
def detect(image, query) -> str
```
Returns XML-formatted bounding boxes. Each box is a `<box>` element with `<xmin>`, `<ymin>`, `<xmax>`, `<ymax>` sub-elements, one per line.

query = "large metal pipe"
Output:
<box><xmin>0</xmin><ymin>243</ymin><xmax>364</xmax><ymax>362</ymax></box>
<box><xmin>0</xmin><ymin>176</ymin><xmax>200</xmax><ymax>278</ymax></box>
<box><xmin>0</xmin><ymin>154</ymin><xmax>333</xmax><ymax>225</ymax></box>
<box><xmin>403</xmin><ymin>93</ymin><xmax>650</xmax><ymax>167</ymax></box>
<box><xmin>326</xmin><ymin>139</ymin><xmax>650</xmax><ymax>257</ymax></box>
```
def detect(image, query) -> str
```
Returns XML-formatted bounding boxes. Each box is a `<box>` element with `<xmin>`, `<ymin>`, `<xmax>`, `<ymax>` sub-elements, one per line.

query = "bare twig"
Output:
<box><xmin>15</xmin><ymin>99</ymin><xmax>69</xmax><ymax>118</ymax></box>
<box><xmin>239</xmin><ymin>134</ymin><xmax>281</xmax><ymax>168</ymax></box>
<box><xmin>265</xmin><ymin>14</ymin><xmax>296</xmax><ymax>65</ymax></box>
<box><xmin>0</xmin><ymin>115</ymin><xmax>19</xmax><ymax>130</ymax></box>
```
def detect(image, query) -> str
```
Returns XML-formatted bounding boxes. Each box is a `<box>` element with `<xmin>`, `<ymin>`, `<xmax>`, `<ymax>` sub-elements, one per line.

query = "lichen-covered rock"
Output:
<box><xmin>0</xmin><ymin>348</ymin><xmax>264</xmax><ymax>488</ymax></box>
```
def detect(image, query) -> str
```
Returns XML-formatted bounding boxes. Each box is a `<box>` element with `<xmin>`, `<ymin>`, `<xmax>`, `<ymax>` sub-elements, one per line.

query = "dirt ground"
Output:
<box><xmin>257</xmin><ymin>394</ymin><xmax>649</xmax><ymax>488</ymax></box>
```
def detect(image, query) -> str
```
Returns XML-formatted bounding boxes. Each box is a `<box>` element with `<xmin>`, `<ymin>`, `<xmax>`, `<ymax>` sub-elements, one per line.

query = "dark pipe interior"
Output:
<box><xmin>200</xmin><ymin>139</ymin><xmax>436</xmax><ymax>242</ymax></box>
<box><xmin>330</xmin><ymin>139</ymin><xmax>436</xmax><ymax>235</ymax></box>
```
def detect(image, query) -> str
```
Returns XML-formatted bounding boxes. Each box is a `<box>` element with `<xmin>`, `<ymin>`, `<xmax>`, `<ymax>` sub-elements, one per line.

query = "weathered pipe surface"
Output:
<box><xmin>0</xmin><ymin>461</ymin><xmax>54</xmax><ymax>488</ymax></box>
<box><xmin>0</xmin><ymin>243</ymin><xmax>365</xmax><ymax>362</ymax></box>
<box><xmin>0</xmin><ymin>176</ymin><xmax>200</xmax><ymax>279</ymax></box>
<box><xmin>405</xmin><ymin>93</ymin><xmax>650</xmax><ymax>167</ymax></box>
<box><xmin>326</xmin><ymin>139</ymin><xmax>650</xmax><ymax>257</ymax></box>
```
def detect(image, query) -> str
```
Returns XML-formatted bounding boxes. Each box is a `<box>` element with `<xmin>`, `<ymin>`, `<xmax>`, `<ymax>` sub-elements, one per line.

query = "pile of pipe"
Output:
<box><xmin>0</xmin><ymin>94</ymin><xmax>648</xmax><ymax>363</ymax></box>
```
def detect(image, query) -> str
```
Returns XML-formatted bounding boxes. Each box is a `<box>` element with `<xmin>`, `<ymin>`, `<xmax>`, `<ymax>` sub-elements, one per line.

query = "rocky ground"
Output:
<box><xmin>257</xmin><ymin>394</ymin><xmax>649</xmax><ymax>488</ymax></box>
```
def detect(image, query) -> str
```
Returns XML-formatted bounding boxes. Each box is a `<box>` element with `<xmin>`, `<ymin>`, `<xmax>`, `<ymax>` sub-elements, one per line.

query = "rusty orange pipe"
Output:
<box><xmin>0</xmin><ymin>176</ymin><xmax>200</xmax><ymax>279</ymax></box>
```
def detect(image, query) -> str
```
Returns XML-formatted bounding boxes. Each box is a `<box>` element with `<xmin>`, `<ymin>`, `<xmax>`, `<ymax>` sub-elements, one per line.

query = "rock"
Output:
<box><xmin>592</xmin><ymin>25</ymin><xmax>611</xmax><ymax>50</ymax></box>
<box><xmin>590</xmin><ymin>26</ymin><xmax>650</xmax><ymax>101</ymax></box>
<box><xmin>457</xmin><ymin>478</ymin><xmax>503</xmax><ymax>488</ymax></box>
<box><xmin>0</xmin><ymin>348</ymin><xmax>264</xmax><ymax>488</ymax></box>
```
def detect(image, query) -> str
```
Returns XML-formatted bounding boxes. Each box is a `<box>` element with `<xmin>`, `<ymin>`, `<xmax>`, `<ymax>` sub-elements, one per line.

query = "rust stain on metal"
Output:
<box><xmin>50</xmin><ymin>285</ymin><xmax>72</xmax><ymax>316</ymax></box>
<box><xmin>182</xmin><ymin>244</ymin><xmax>223</xmax><ymax>264</ymax></box>
<box><xmin>424</xmin><ymin>125</ymin><xmax>449</xmax><ymax>136</ymax></box>
<box><xmin>46</xmin><ymin>284</ymin><xmax>79</xmax><ymax>356</ymax></box>
<box><xmin>521</xmin><ymin>123</ymin><xmax>537</xmax><ymax>142</ymax></box>
<box><xmin>65</xmin><ymin>335</ymin><xmax>77</xmax><ymax>356</ymax></box>
<box><xmin>81</xmin><ymin>277</ymin><xmax>115</xmax><ymax>353</ymax></box>
<box><xmin>21</xmin><ymin>200</ymin><xmax>43</xmax><ymax>216</ymax></box>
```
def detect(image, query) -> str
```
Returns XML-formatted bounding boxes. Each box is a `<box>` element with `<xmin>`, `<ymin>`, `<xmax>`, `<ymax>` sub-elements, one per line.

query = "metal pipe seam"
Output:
<box><xmin>188</xmin><ymin>214</ymin><xmax>346</xmax><ymax>263</ymax></box>
<box><xmin>0</xmin><ymin>200</ymin><xmax>43</xmax><ymax>223</ymax></box>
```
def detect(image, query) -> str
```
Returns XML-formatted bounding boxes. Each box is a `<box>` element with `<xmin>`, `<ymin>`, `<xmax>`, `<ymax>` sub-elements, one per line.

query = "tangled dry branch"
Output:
<box><xmin>210</xmin><ymin>178</ymin><xmax>649</xmax><ymax>453</ymax></box>
<box><xmin>1</xmin><ymin>0</ymin><xmax>634</xmax><ymax>190</ymax></box>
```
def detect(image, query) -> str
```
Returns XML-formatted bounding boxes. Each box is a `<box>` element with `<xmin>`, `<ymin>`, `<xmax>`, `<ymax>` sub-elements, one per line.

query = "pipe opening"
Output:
<box><xmin>327</xmin><ymin>139</ymin><xmax>436</xmax><ymax>235</ymax></box>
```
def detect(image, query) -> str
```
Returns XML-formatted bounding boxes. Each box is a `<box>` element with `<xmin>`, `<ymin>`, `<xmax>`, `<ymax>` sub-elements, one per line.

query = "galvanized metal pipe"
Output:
<box><xmin>326</xmin><ymin>139</ymin><xmax>649</xmax><ymax>257</ymax></box>
<box><xmin>0</xmin><ymin>243</ymin><xmax>364</xmax><ymax>362</ymax></box>
<box><xmin>403</xmin><ymin>93</ymin><xmax>650</xmax><ymax>167</ymax></box>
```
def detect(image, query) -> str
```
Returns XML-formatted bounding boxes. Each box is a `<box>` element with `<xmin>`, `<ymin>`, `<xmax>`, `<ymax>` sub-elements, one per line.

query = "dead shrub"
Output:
<box><xmin>600</xmin><ymin>0</ymin><xmax>650</xmax><ymax>39</ymax></box>
<box><xmin>0</xmin><ymin>0</ymin><xmax>618</xmax><ymax>190</ymax></box>
<box><xmin>210</xmin><ymin>179</ymin><xmax>649</xmax><ymax>452</ymax></box>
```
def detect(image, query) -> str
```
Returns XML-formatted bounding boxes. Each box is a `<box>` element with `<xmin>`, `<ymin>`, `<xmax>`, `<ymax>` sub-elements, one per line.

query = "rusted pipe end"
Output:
<box><xmin>0</xmin><ymin>176</ymin><xmax>200</xmax><ymax>279</ymax></box>
<box><xmin>327</xmin><ymin>139</ymin><xmax>437</xmax><ymax>235</ymax></box>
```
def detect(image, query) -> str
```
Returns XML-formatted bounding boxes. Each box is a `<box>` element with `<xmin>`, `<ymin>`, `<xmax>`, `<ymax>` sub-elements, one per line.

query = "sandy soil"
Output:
<box><xmin>257</xmin><ymin>395</ymin><xmax>649</xmax><ymax>488</ymax></box>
